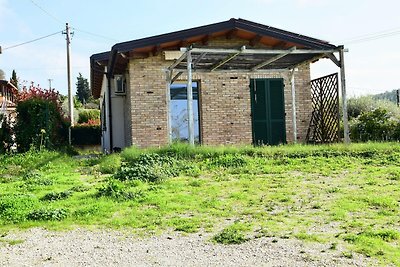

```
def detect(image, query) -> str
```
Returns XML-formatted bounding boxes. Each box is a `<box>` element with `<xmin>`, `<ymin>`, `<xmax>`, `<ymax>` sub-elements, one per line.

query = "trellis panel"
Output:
<box><xmin>306</xmin><ymin>73</ymin><xmax>340</xmax><ymax>143</ymax></box>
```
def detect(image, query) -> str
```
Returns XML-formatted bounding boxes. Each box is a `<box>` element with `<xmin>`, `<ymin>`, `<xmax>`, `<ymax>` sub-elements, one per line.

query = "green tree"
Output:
<box><xmin>10</xmin><ymin>69</ymin><xmax>18</xmax><ymax>89</ymax></box>
<box><xmin>75</xmin><ymin>73</ymin><xmax>90</xmax><ymax>105</ymax></box>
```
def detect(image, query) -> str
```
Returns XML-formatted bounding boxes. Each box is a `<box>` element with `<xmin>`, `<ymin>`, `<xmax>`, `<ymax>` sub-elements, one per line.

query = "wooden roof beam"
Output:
<box><xmin>201</xmin><ymin>35</ymin><xmax>210</xmax><ymax>45</ymax></box>
<box><xmin>249</xmin><ymin>34</ymin><xmax>262</xmax><ymax>46</ymax></box>
<box><xmin>152</xmin><ymin>45</ymin><xmax>162</xmax><ymax>56</ymax></box>
<box><xmin>251</xmin><ymin>47</ymin><xmax>296</xmax><ymax>71</ymax></box>
<box><xmin>226</xmin><ymin>29</ymin><xmax>238</xmax><ymax>39</ymax></box>
<box><xmin>210</xmin><ymin>45</ymin><xmax>246</xmax><ymax>71</ymax></box>
<box><xmin>192</xmin><ymin>52</ymin><xmax>207</xmax><ymax>69</ymax></box>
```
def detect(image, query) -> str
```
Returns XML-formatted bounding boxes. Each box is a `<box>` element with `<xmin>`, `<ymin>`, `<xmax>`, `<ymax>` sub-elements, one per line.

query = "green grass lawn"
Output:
<box><xmin>1</xmin><ymin>142</ymin><xmax>399</xmax><ymax>265</ymax></box>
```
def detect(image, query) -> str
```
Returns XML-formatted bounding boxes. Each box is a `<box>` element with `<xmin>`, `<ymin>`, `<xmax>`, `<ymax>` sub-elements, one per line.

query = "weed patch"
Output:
<box><xmin>27</xmin><ymin>208</ymin><xmax>68</xmax><ymax>221</ymax></box>
<box><xmin>213</xmin><ymin>223</ymin><xmax>250</xmax><ymax>244</ymax></box>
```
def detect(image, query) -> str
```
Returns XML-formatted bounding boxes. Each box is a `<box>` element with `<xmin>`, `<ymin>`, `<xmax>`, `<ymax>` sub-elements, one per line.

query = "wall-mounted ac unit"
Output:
<box><xmin>114</xmin><ymin>75</ymin><xmax>126</xmax><ymax>95</ymax></box>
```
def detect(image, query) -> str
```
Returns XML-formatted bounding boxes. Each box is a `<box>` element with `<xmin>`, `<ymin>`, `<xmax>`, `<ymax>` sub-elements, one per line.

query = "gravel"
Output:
<box><xmin>0</xmin><ymin>228</ymin><xmax>376</xmax><ymax>267</ymax></box>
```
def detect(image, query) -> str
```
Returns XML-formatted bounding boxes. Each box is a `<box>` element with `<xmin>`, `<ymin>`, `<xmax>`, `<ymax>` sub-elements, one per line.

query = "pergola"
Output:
<box><xmin>91</xmin><ymin>18</ymin><xmax>349</xmax><ymax>148</ymax></box>
<box><xmin>166</xmin><ymin>45</ymin><xmax>349</xmax><ymax>145</ymax></box>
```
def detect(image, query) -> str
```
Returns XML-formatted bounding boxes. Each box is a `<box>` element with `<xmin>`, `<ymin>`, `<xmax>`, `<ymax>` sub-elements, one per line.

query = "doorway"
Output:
<box><xmin>250</xmin><ymin>78</ymin><xmax>286</xmax><ymax>145</ymax></box>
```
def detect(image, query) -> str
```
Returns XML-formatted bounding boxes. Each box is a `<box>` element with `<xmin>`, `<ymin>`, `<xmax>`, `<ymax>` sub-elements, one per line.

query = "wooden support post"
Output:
<box><xmin>187</xmin><ymin>51</ymin><xmax>195</xmax><ymax>146</ymax></box>
<box><xmin>290</xmin><ymin>69</ymin><xmax>297</xmax><ymax>143</ymax></box>
<box><xmin>166</xmin><ymin>70</ymin><xmax>172</xmax><ymax>143</ymax></box>
<box><xmin>339</xmin><ymin>46</ymin><xmax>350</xmax><ymax>144</ymax></box>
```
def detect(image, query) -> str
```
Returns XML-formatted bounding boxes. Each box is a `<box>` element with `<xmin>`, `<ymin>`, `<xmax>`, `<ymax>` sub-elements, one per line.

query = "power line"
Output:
<box><xmin>340</xmin><ymin>27</ymin><xmax>400</xmax><ymax>45</ymax></box>
<box><xmin>3</xmin><ymin>31</ymin><xmax>63</xmax><ymax>51</ymax></box>
<box><xmin>30</xmin><ymin>0</ymin><xmax>64</xmax><ymax>25</ymax></box>
<box><xmin>73</xmin><ymin>28</ymin><xmax>119</xmax><ymax>42</ymax></box>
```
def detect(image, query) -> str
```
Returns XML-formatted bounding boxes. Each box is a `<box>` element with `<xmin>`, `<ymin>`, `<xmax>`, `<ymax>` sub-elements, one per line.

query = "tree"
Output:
<box><xmin>75</xmin><ymin>73</ymin><xmax>90</xmax><ymax>105</ymax></box>
<box><xmin>10</xmin><ymin>69</ymin><xmax>18</xmax><ymax>89</ymax></box>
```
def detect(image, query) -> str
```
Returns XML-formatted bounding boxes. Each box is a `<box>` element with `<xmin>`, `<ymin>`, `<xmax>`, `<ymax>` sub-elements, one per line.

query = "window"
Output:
<box><xmin>170</xmin><ymin>82</ymin><xmax>200</xmax><ymax>143</ymax></box>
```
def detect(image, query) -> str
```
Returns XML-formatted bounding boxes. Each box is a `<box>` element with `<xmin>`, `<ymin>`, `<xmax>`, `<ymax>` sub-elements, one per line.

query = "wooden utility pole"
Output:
<box><xmin>48</xmin><ymin>79</ymin><xmax>53</xmax><ymax>90</ymax></box>
<box><xmin>63</xmin><ymin>23</ymin><xmax>73</xmax><ymax>144</ymax></box>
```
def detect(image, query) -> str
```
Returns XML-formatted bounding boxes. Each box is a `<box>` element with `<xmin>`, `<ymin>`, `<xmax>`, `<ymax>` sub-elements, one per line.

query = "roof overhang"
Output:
<box><xmin>90</xmin><ymin>18</ymin><xmax>341</xmax><ymax>98</ymax></box>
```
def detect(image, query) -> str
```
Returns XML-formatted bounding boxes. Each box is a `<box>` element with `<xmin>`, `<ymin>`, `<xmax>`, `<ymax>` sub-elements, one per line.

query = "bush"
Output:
<box><xmin>0</xmin><ymin>113</ymin><xmax>14</xmax><ymax>153</ymax></box>
<box><xmin>27</xmin><ymin>208</ymin><xmax>68</xmax><ymax>221</ymax></box>
<box><xmin>350</xmin><ymin>108</ymin><xmax>398</xmax><ymax>141</ymax></box>
<box><xmin>77</xmin><ymin>109</ymin><xmax>100</xmax><ymax>124</ymax></box>
<box><xmin>15</xmin><ymin>86</ymin><xmax>69</xmax><ymax>152</ymax></box>
<box><xmin>213</xmin><ymin>225</ymin><xmax>249</xmax><ymax>244</ymax></box>
<box><xmin>97</xmin><ymin>180</ymin><xmax>145</xmax><ymax>201</ymax></box>
<box><xmin>71</xmin><ymin>124</ymin><xmax>101</xmax><ymax>145</ymax></box>
<box><xmin>114</xmin><ymin>153</ymin><xmax>178</xmax><ymax>183</ymax></box>
<box><xmin>41</xmin><ymin>190</ymin><xmax>72</xmax><ymax>201</ymax></box>
<box><xmin>347</xmin><ymin>96</ymin><xmax>400</xmax><ymax>120</ymax></box>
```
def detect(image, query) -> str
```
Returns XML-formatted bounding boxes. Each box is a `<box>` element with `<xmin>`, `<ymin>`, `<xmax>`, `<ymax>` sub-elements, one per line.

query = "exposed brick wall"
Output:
<box><xmin>126</xmin><ymin>37</ymin><xmax>312</xmax><ymax>148</ymax></box>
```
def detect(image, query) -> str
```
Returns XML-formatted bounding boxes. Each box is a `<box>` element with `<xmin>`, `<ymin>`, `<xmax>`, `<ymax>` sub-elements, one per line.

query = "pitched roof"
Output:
<box><xmin>91</xmin><ymin>18</ymin><xmax>339</xmax><ymax>98</ymax></box>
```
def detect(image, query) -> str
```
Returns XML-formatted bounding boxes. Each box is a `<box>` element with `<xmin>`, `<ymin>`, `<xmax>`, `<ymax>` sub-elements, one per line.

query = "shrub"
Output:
<box><xmin>347</xmin><ymin>96</ymin><xmax>400</xmax><ymax>120</ymax></box>
<box><xmin>97</xmin><ymin>180</ymin><xmax>145</xmax><ymax>201</ymax></box>
<box><xmin>41</xmin><ymin>191</ymin><xmax>72</xmax><ymax>201</ymax></box>
<box><xmin>0</xmin><ymin>113</ymin><xmax>14</xmax><ymax>153</ymax></box>
<box><xmin>213</xmin><ymin>225</ymin><xmax>249</xmax><ymax>244</ymax></box>
<box><xmin>15</xmin><ymin>86</ymin><xmax>69</xmax><ymax>152</ymax></box>
<box><xmin>27</xmin><ymin>208</ymin><xmax>68</xmax><ymax>221</ymax></box>
<box><xmin>350</xmin><ymin>108</ymin><xmax>397</xmax><ymax>141</ymax></box>
<box><xmin>71</xmin><ymin>124</ymin><xmax>101</xmax><ymax>145</ymax></box>
<box><xmin>114</xmin><ymin>153</ymin><xmax>178</xmax><ymax>183</ymax></box>
<box><xmin>77</xmin><ymin>109</ymin><xmax>100</xmax><ymax>124</ymax></box>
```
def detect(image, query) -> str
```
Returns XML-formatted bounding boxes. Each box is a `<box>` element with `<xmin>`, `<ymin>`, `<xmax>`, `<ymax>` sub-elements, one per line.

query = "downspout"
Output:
<box><xmin>107</xmin><ymin>75</ymin><xmax>113</xmax><ymax>152</ymax></box>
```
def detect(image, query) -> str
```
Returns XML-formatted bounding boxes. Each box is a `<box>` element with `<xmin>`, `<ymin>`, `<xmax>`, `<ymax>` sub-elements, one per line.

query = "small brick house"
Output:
<box><xmin>90</xmin><ymin>18</ymin><xmax>347</xmax><ymax>151</ymax></box>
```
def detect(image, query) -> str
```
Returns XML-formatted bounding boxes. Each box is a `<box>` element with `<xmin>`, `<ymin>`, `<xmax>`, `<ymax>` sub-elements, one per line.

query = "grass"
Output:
<box><xmin>0</xmin><ymin>143</ymin><xmax>400</xmax><ymax>265</ymax></box>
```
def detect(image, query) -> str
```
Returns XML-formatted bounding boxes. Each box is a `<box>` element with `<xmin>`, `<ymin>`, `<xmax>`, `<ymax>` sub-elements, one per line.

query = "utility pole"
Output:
<box><xmin>48</xmin><ymin>79</ymin><xmax>53</xmax><ymax>90</ymax></box>
<box><xmin>63</xmin><ymin>23</ymin><xmax>73</xmax><ymax>144</ymax></box>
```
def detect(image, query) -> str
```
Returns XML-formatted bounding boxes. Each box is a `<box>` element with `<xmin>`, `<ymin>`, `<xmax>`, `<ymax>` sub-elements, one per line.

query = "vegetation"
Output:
<box><xmin>0</xmin><ymin>143</ymin><xmax>399</xmax><ymax>265</ymax></box>
<box><xmin>14</xmin><ymin>85</ymin><xmax>69</xmax><ymax>152</ymax></box>
<box><xmin>347</xmin><ymin>95</ymin><xmax>400</xmax><ymax>142</ymax></box>
<box><xmin>75</xmin><ymin>73</ymin><xmax>90</xmax><ymax>105</ymax></box>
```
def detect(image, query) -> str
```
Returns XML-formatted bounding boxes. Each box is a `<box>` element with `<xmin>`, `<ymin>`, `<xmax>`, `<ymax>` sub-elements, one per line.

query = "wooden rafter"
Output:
<box><xmin>251</xmin><ymin>47</ymin><xmax>296</xmax><ymax>71</ymax></box>
<box><xmin>249</xmin><ymin>34</ymin><xmax>262</xmax><ymax>46</ymax></box>
<box><xmin>210</xmin><ymin>46</ymin><xmax>245</xmax><ymax>71</ymax></box>
<box><xmin>201</xmin><ymin>35</ymin><xmax>209</xmax><ymax>45</ymax></box>
<box><xmin>226</xmin><ymin>29</ymin><xmax>238</xmax><ymax>39</ymax></box>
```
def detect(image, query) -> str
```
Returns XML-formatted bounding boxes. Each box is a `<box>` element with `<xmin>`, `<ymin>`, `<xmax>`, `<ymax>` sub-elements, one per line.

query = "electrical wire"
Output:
<box><xmin>30</xmin><ymin>0</ymin><xmax>64</xmax><ymax>25</ymax></box>
<box><xmin>2</xmin><ymin>31</ymin><xmax>63</xmax><ymax>51</ymax></box>
<box><xmin>73</xmin><ymin>27</ymin><xmax>119</xmax><ymax>42</ymax></box>
<box><xmin>341</xmin><ymin>27</ymin><xmax>400</xmax><ymax>45</ymax></box>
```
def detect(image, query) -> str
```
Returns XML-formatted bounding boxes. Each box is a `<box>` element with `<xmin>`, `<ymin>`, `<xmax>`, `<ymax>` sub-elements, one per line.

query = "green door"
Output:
<box><xmin>250</xmin><ymin>79</ymin><xmax>286</xmax><ymax>145</ymax></box>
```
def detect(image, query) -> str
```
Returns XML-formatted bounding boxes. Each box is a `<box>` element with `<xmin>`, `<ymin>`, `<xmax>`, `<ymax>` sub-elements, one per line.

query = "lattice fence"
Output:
<box><xmin>306</xmin><ymin>73</ymin><xmax>340</xmax><ymax>143</ymax></box>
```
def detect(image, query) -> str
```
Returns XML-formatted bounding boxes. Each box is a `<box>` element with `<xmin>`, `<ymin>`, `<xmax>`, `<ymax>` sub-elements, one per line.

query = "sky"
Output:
<box><xmin>0</xmin><ymin>0</ymin><xmax>399</xmax><ymax>97</ymax></box>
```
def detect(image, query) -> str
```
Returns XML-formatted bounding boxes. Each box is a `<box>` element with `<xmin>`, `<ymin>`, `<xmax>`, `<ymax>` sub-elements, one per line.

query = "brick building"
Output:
<box><xmin>90</xmin><ymin>18</ymin><xmax>347</xmax><ymax>151</ymax></box>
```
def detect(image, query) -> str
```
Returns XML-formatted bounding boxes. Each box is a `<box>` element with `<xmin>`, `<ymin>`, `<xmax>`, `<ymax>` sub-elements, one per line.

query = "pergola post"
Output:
<box><xmin>290</xmin><ymin>69</ymin><xmax>297</xmax><ymax>143</ymax></box>
<box><xmin>186</xmin><ymin>50</ymin><xmax>195</xmax><ymax>146</ymax></box>
<box><xmin>339</xmin><ymin>46</ymin><xmax>350</xmax><ymax>144</ymax></box>
<box><xmin>165</xmin><ymin>70</ymin><xmax>172</xmax><ymax>143</ymax></box>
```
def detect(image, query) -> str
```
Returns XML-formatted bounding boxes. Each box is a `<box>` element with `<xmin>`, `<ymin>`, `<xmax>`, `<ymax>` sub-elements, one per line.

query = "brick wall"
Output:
<box><xmin>126</xmin><ymin>37</ymin><xmax>312</xmax><ymax>148</ymax></box>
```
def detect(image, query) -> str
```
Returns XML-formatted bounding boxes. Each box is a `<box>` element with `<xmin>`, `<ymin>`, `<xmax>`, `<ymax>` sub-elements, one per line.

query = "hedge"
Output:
<box><xmin>71</xmin><ymin>125</ymin><xmax>101</xmax><ymax>145</ymax></box>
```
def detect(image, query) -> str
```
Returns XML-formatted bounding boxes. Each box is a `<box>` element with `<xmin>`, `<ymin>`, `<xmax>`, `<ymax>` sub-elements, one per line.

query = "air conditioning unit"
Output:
<box><xmin>114</xmin><ymin>75</ymin><xmax>126</xmax><ymax>95</ymax></box>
